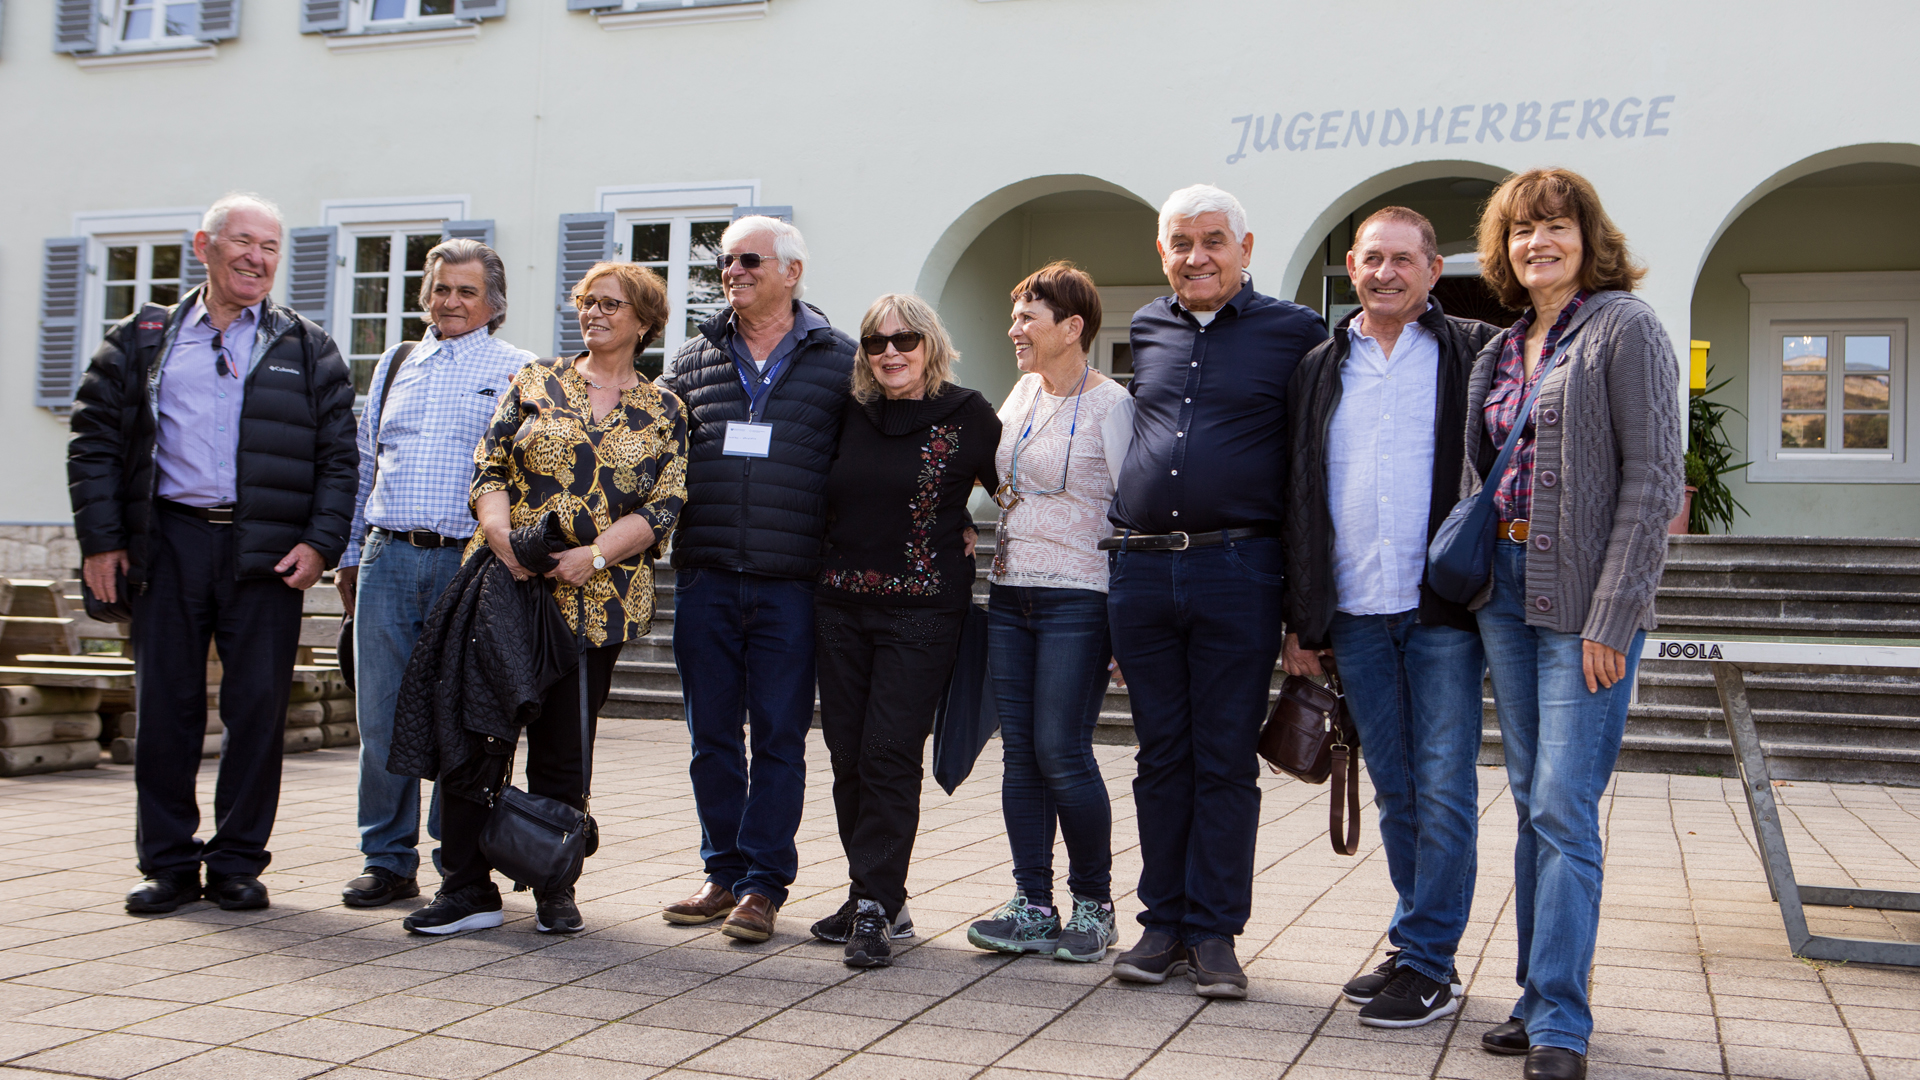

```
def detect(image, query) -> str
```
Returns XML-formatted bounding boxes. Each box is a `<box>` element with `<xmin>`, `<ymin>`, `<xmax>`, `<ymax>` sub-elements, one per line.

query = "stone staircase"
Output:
<box><xmin>608</xmin><ymin>536</ymin><xmax>1920</xmax><ymax>785</ymax></box>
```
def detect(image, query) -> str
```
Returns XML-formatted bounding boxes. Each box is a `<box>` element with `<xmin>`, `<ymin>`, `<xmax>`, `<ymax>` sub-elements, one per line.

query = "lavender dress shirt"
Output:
<box><xmin>154</xmin><ymin>299</ymin><xmax>260</xmax><ymax>508</ymax></box>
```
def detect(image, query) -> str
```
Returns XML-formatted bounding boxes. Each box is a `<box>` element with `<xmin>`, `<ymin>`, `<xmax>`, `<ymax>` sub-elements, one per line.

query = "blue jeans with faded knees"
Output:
<box><xmin>988</xmin><ymin>584</ymin><xmax>1113</xmax><ymax>908</ymax></box>
<box><xmin>1327</xmin><ymin>610</ymin><xmax>1484</xmax><ymax>986</ymax></box>
<box><xmin>1478</xmin><ymin>540</ymin><xmax>1646</xmax><ymax>1055</ymax></box>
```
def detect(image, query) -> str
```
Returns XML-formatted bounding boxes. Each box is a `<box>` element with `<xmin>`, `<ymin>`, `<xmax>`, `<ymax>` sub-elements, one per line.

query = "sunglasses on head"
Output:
<box><xmin>717</xmin><ymin>252</ymin><xmax>776</xmax><ymax>271</ymax></box>
<box><xmin>861</xmin><ymin>331</ymin><xmax>925</xmax><ymax>356</ymax></box>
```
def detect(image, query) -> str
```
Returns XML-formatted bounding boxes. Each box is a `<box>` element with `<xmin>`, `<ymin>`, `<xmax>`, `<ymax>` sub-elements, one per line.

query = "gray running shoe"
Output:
<box><xmin>966</xmin><ymin>893</ymin><xmax>1061</xmax><ymax>954</ymax></box>
<box><xmin>1053</xmin><ymin>895</ymin><xmax>1118</xmax><ymax>962</ymax></box>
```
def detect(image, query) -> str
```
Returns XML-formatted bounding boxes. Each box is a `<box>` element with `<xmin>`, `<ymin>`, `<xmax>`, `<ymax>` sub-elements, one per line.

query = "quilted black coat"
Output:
<box><xmin>386</xmin><ymin>517</ymin><xmax>575</xmax><ymax>800</ymax></box>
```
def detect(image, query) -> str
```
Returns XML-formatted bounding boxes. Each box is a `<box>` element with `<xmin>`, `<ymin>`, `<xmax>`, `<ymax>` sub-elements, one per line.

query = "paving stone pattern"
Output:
<box><xmin>0</xmin><ymin>719</ymin><xmax>1916</xmax><ymax>1079</ymax></box>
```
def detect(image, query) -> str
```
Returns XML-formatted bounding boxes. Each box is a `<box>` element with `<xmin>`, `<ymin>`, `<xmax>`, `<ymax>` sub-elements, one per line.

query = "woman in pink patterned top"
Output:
<box><xmin>967</xmin><ymin>263</ymin><xmax>1134</xmax><ymax>965</ymax></box>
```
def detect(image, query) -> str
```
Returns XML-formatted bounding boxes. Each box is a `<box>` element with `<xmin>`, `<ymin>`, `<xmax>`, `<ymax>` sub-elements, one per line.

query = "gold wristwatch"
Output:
<box><xmin>590</xmin><ymin>544</ymin><xmax>606</xmax><ymax>571</ymax></box>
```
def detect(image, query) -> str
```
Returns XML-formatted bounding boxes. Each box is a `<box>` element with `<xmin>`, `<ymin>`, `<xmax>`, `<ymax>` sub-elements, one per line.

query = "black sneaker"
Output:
<box><xmin>1344</xmin><ymin>950</ymin><xmax>1463</xmax><ymax>1003</ymax></box>
<box><xmin>1357</xmin><ymin>964</ymin><xmax>1459</xmax><ymax>1028</ymax></box>
<box><xmin>1112</xmin><ymin>931</ymin><xmax>1189</xmax><ymax>984</ymax></box>
<box><xmin>402</xmin><ymin>883</ymin><xmax>504</xmax><ymax>936</ymax></box>
<box><xmin>966</xmin><ymin>893</ymin><xmax>1061</xmax><ymax>954</ymax></box>
<box><xmin>812</xmin><ymin>897</ymin><xmax>914</xmax><ymax>944</ymax></box>
<box><xmin>843</xmin><ymin>900</ymin><xmax>892</xmax><ymax>968</ymax></box>
<box><xmin>1053</xmin><ymin>895</ymin><xmax>1118</xmax><ymax>963</ymax></box>
<box><xmin>535</xmin><ymin>887</ymin><xmax>584</xmax><ymax>934</ymax></box>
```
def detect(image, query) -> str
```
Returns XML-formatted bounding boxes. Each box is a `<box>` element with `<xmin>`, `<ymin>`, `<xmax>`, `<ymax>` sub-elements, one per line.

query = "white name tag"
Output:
<box><xmin>723</xmin><ymin>421</ymin><xmax>773</xmax><ymax>458</ymax></box>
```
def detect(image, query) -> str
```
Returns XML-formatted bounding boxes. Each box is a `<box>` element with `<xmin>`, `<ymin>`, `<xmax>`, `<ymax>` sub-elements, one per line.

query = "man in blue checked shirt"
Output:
<box><xmin>334</xmin><ymin>239</ymin><xmax>536</xmax><ymax>909</ymax></box>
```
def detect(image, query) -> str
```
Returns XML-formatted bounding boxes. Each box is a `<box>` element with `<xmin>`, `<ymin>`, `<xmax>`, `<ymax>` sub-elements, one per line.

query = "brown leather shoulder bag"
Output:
<box><xmin>1257</xmin><ymin>660</ymin><xmax>1361</xmax><ymax>855</ymax></box>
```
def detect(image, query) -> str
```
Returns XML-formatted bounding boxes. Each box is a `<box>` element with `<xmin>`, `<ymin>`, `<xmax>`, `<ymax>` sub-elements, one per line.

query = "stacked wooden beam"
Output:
<box><xmin>285</xmin><ymin>667</ymin><xmax>358</xmax><ymax>754</ymax></box>
<box><xmin>0</xmin><ymin>685</ymin><xmax>103</xmax><ymax>776</ymax></box>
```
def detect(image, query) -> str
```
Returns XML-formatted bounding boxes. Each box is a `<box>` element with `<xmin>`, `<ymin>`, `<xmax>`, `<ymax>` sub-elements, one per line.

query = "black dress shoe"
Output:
<box><xmin>1483</xmin><ymin>1017</ymin><xmax>1529</xmax><ymax>1055</ymax></box>
<box><xmin>343</xmin><ymin>867</ymin><xmax>420</xmax><ymax>908</ymax></box>
<box><xmin>206</xmin><ymin>875</ymin><xmax>269</xmax><ymax>911</ymax></box>
<box><xmin>126</xmin><ymin>873</ymin><xmax>200</xmax><ymax>914</ymax></box>
<box><xmin>1112</xmin><ymin>931</ymin><xmax>1189</xmax><ymax>984</ymax></box>
<box><xmin>1523</xmin><ymin>1046</ymin><xmax>1586</xmax><ymax>1080</ymax></box>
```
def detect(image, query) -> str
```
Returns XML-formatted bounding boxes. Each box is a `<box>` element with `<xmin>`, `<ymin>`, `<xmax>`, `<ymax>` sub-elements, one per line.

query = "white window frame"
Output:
<box><xmin>109</xmin><ymin>0</ymin><xmax>199</xmax><ymax>47</ymax></box>
<box><xmin>1092</xmin><ymin>286</ymin><xmax>1171</xmax><ymax>383</ymax></box>
<box><xmin>1743</xmin><ymin>271</ymin><xmax>1920</xmax><ymax>483</ymax></box>
<box><xmin>71</xmin><ymin>0</ymin><xmax>219</xmax><ymax>65</ymax></box>
<box><xmin>595</xmin><ymin>1</ymin><xmax>767</xmax><ymax>31</ymax></box>
<box><xmin>72</xmin><ymin>207</ymin><xmax>205</xmax><ymax>369</ymax></box>
<box><xmin>598</xmin><ymin>181</ymin><xmax>758</xmax><ymax>362</ymax></box>
<box><xmin>324</xmin><ymin>0</ymin><xmax>480</xmax><ymax>51</ymax></box>
<box><xmin>320</xmin><ymin>196</ymin><xmax>469</xmax><ymax>398</ymax></box>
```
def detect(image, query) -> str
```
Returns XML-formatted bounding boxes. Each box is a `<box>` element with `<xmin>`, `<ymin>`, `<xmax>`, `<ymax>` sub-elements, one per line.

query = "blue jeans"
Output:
<box><xmin>675</xmin><ymin>568</ymin><xmax>815</xmax><ymax>907</ymax></box>
<box><xmin>352</xmin><ymin>532</ymin><xmax>455</xmax><ymax>878</ymax></box>
<box><xmin>1328</xmin><ymin>610</ymin><xmax>1485</xmax><ymax>985</ymax></box>
<box><xmin>1107</xmin><ymin>536</ymin><xmax>1287</xmax><ymax>944</ymax></box>
<box><xmin>988</xmin><ymin>584</ymin><xmax>1113</xmax><ymax>908</ymax></box>
<box><xmin>1478</xmin><ymin>541</ymin><xmax>1646</xmax><ymax>1055</ymax></box>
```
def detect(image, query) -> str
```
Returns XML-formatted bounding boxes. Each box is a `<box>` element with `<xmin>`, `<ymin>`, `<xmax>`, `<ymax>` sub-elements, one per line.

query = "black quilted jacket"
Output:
<box><xmin>386</xmin><ymin>518</ymin><xmax>574</xmax><ymax>800</ymax></box>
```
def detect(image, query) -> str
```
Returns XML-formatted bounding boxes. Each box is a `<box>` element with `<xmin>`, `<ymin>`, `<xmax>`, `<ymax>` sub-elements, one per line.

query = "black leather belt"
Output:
<box><xmin>372</xmin><ymin>526</ymin><xmax>468</xmax><ymax>549</ymax></box>
<box><xmin>1097</xmin><ymin>525</ymin><xmax>1277</xmax><ymax>552</ymax></box>
<box><xmin>157</xmin><ymin>498</ymin><xmax>234</xmax><ymax>525</ymax></box>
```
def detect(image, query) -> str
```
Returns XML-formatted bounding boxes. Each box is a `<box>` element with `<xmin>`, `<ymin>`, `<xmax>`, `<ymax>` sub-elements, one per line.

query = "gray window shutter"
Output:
<box><xmin>452</xmin><ymin>0</ymin><xmax>506</xmax><ymax>18</ymax></box>
<box><xmin>567</xmin><ymin>0</ymin><xmax>620</xmax><ymax>11</ymax></box>
<box><xmin>196</xmin><ymin>0</ymin><xmax>240</xmax><ymax>41</ymax></box>
<box><xmin>554</xmin><ymin>213</ymin><xmax>614</xmax><ymax>356</ymax></box>
<box><xmin>731</xmin><ymin>205</ymin><xmax>793</xmax><ymax>223</ymax></box>
<box><xmin>53</xmin><ymin>0</ymin><xmax>97</xmax><ymax>53</ymax></box>
<box><xmin>287</xmin><ymin>226</ymin><xmax>338</xmax><ymax>328</ymax></box>
<box><xmin>441</xmin><ymin>220</ymin><xmax>496</xmax><ymax>247</ymax></box>
<box><xmin>300</xmin><ymin>0</ymin><xmax>349</xmax><ymax>33</ymax></box>
<box><xmin>36</xmin><ymin>239</ymin><xmax>87</xmax><ymax>409</ymax></box>
<box><xmin>179</xmin><ymin>231</ymin><xmax>208</xmax><ymax>293</ymax></box>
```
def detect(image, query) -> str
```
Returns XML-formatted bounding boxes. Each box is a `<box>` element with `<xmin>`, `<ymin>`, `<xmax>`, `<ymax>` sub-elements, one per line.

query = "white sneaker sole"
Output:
<box><xmin>1357</xmin><ymin>996</ymin><xmax>1460</xmax><ymax>1028</ymax></box>
<box><xmin>405</xmin><ymin>909</ymin><xmax>504</xmax><ymax>936</ymax></box>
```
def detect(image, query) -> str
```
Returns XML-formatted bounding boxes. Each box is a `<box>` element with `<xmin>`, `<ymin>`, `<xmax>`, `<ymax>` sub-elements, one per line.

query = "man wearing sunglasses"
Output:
<box><xmin>655</xmin><ymin>215</ymin><xmax>857</xmax><ymax>943</ymax></box>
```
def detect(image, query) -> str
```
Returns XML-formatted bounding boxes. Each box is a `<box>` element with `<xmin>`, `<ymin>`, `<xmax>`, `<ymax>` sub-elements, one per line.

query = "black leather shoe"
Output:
<box><xmin>126</xmin><ymin>872</ymin><xmax>200</xmax><ymax>914</ymax></box>
<box><xmin>343</xmin><ymin>867</ymin><xmax>420</xmax><ymax>908</ymax></box>
<box><xmin>206</xmin><ymin>875</ymin><xmax>269</xmax><ymax>911</ymax></box>
<box><xmin>1112</xmin><ymin>931</ymin><xmax>1189</xmax><ymax>984</ymax></box>
<box><xmin>1523</xmin><ymin>1046</ymin><xmax>1586</xmax><ymax>1080</ymax></box>
<box><xmin>1483</xmin><ymin>1017</ymin><xmax>1529</xmax><ymax>1055</ymax></box>
<box><xmin>1189</xmin><ymin>937</ymin><xmax>1249</xmax><ymax>999</ymax></box>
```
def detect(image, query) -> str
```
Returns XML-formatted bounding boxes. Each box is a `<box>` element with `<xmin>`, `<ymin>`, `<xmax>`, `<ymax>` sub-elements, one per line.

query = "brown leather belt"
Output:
<box><xmin>372</xmin><ymin>526</ymin><xmax>468</xmax><ymax>549</ymax></box>
<box><xmin>157</xmin><ymin>498</ymin><xmax>235</xmax><ymax>525</ymax></box>
<box><xmin>1497</xmin><ymin>519</ymin><xmax>1531</xmax><ymax>542</ymax></box>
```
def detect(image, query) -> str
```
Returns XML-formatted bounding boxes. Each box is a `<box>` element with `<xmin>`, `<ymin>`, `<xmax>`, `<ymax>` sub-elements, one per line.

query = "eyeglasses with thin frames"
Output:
<box><xmin>573</xmin><ymin>295</ymin><xmax>634</xmax><ymax>315</ymax></box>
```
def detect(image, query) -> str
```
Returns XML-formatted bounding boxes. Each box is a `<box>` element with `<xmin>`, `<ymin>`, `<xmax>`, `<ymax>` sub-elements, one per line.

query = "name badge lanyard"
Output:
<box><xmin>735</xmin><ymin>351</ymin><xmax>790</xmax><ymax>423</ymax></box>
<box><xmin>991</xmin><ymin>366</ymin><xmax>1089</xmax><ymax>576</ymax></box>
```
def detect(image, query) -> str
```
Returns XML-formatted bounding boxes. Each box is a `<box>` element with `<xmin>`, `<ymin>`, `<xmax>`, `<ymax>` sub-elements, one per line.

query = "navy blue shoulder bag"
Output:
<box><xmin>1426</xmin><ymin>329</ymin><xmax>1581</xmax><ymax>604</ymax></box>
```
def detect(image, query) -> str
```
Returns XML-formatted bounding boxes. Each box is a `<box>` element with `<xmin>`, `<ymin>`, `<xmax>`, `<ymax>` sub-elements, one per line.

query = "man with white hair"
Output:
<box><xmin>69</xmin><ymin>192</ymin><xmax>359</xmax><ymax>914</ymax></box>
<box><xmin>1103</xmin><ymin>184</ymin><xmax>1327</xmax><ymax>996</ymax></box>
<box><xmin>656</xmin><ymin>215</ymin><xmax>857</xmax><ymax>943</ymax></box>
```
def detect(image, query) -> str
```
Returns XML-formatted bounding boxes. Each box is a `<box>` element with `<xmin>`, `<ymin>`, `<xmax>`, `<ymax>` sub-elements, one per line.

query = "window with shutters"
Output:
<box><xmin>61</xmin><ymin>0</ymin><xmax>237</xmax><ymax>59</ymax></box>
<box><xmin>615</xmin><ymin>213</ymin><xmax>732</xmax><ymax>376</ymax></box>
<box><xmin>115</xmin><ymin>0</ymin><xmax>198</xmax><ymax>43</ymax></box>
<box><xmin>344</xmin><ymin>226</ymin><xmax>438</xmax><ymax>395</ymax></box>
<box><xmin>302</xmin><ymin>0</ymin><xmax>504</xmax><ymax>48</ymax></box>
<box><xmin>97</xmin><ymin>239</ymin><xmax>188</xmax><ymax>343</ymax></box>
<box><xmin>577</xmin><ymin>0</ymin><xmax>768</xmax><ymax>30</ymax></box>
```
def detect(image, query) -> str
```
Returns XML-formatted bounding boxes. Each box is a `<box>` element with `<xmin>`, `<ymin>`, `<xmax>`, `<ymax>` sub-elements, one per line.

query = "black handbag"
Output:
<box><xmin>81</xmin><ymin>565</ymin><xmax>132</xmax><ymax>624</ymax></box>
<box><xmin>1427</xmin><ymin>330</ymin><xmax>1580</xmax><ymax>604</ymax></box>
<box><xmin>932</xmin><ymin>602</ymin><xmax>999</xmax><ymax>795</ymax></box>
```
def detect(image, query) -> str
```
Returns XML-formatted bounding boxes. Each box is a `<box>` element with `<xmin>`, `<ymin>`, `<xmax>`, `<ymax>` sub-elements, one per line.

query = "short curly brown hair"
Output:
<box><xmin>574</xmin><ymin>261</ymin><xmax>670</xmax><ymax>358</ymax></box>
<box><xmin>1476</xmin><ymin>167</ymin><xmax>1645</xmax><ymax>310</ymax></box>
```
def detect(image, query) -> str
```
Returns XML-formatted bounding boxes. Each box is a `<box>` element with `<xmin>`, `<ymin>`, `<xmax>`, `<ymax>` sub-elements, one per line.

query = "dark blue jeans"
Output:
<box><xmin>1107</xmin><ymin>536</ymin><xmax>1287</xmax><ymax>944</ymax></box>
<box><xmin>1327</xmin><ymin>610</ymin><xmax>1485</xmax><ymax>986</ymax></box>
<box><xmin>988</xmin><ymin>584</ymin><xmax>1113</xmax><ymax>908</ymax></box>
<box><xmin>1479</xmin><ymin>541</ymin><xmax>1646</xmax><ymax>1055</ymax></box>
<box><xmin>674</xmin><ymin>568</ymin><xmax>816</xmax><ymax>907</ymax></box>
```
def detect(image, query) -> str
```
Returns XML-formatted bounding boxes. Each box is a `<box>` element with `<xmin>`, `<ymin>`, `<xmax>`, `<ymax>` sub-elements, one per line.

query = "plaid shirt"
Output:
<box><xmin>1484</xmin><ymin>290</ymin><xmax>1590</xmax><ymax>523</ymax></box>
<box><xmin>340</xmin><ymin>326</ymin><xmax>536</xmax><ymax>567</ymax></box>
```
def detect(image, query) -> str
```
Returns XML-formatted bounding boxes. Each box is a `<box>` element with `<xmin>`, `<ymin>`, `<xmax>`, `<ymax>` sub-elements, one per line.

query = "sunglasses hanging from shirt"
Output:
<box><xmin>990</xmin><ymin>365</ymin><xmax>1090</xmax><ymax>577</ymax></box>
<box><xmin>212</xmin><ymin>330</ymin><xmax>234</xmax><ymax>378</ymax></box>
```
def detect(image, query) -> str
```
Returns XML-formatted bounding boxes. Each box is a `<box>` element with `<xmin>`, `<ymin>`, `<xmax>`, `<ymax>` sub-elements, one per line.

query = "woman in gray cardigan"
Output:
<box><xmin>1462</xmin><ymin>168</ymin><xmax>1684</xmax><ymax>1080</ymax></box>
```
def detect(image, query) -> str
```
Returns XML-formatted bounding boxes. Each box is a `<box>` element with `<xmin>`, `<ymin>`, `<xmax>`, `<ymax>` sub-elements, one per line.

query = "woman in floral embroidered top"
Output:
<box><xmin>415</xmin><ymin>261</ymin><xmax>686</xmax><ymax>939</ymax></box>
<box><xmin>811</xmin><ymin>293</ymin><xmax>999</xmax><ymax>968</ymax></box>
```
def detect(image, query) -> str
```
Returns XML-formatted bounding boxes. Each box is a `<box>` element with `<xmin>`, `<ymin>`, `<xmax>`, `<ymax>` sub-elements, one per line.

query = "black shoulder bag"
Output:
<box><xmin>337</xmin><ymin>342</ymin><xmax>415</xmax><ymax>690</ymax></box>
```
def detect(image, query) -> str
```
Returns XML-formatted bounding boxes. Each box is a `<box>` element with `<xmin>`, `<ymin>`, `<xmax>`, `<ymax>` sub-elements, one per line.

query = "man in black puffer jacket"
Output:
<box><xmin>655</xmin><ymin>215</ymin><xmax>854</xmax><ymax>943</ymax></box>
<box><xmin>68</xmin><ymin>194</ymin><xmax>358</xmax><ymax>916</ymax></box>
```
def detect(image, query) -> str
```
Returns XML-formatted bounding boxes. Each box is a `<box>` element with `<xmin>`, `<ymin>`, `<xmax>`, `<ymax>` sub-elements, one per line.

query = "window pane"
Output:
<box><xmin>401</xmin><ymin>317</ymin><xmax>428</xmax><ymax>342</ymax></box>
<box><xmin>688</xmin><ymin>220</ymin><xmax>727</xmax><ymax>263</ymax></box>
<box><xmin>353</xmin><ymin>277</ymin><xmax>390</xmax><ymax>315</ymax></box>
<box><xmin>1844</xmin><ymin>335</ymin><xmax>1892</xmax><ymax>372</ymax></box>
<box><xmin>687</xmin><ymin>263</ymin><xmax>722</xmax><ymax>305</ymax></box>
<box><xmin>403</xmin><ymin>274</ymin><xmax>425</xmax><ymax>313</ymax></box>
<box><xmin>638</xmin><ymin>351</ymin><xmax>665</xmax><ymax>381</ymax></box>
<box><xmin>107</xmin><ymin>246</ymin><xmax>138</xmax><ymax>281</ymax></box>
<box><xmin>164</xmin><ymin>3</ymin><xmax>195</xmax><ymax>36</ymax></box>
<box><xmin>151</xmin><ymin>244</ymin><xmax>182</xmax><ymax>281</ymax></box>
<box><xmin>352</xmin><ymin>359</ymin><xmax>377</xmax><ymax>396</ymax></box>
<box><xmin>1843</xmin><ymin>413</ymin><xmax>1890</xmax><ymax>450</ymax></box>
<box><xmin>356</xmin><ymin>236</ymin><xmax>391</xmax><ymax>274</ymax></box>
<box><xmin>105</xmin><ymin>285</ymin><xmax>135</xmax><ymax>321</ymax></box>
<box><xmin>1110</xmin><ymin>342</ymin><xmax>1134</xmax><ymax>377</ymax></box>
<box><xmin>1845</xmin><ymin>374</ymin><xmax>1890</xmax><ymax>410</ymax></box>
<box><xmin>1781</xmin><ymin>373</ymin><xmax>1826</xmax><ymax>411</ymax></box>
<box><xmin>405</xmin><ymin>233</ymin><xmax>436</xmax><ymax>273</ymax></box>
<box><xmin>1781</xmin><ymin>413</ymin><xmax>1825</xmax><ymax>449</ymax></box>
<box><xmin>421</xmin><ymin>0</ymin><xmax>454</xmax><ymax>13</ymax></box>
<box><xmin>370</xmin><ymin>0</ymin><xmax>406</xmax><ymax>19</ymax></box>
<box><xmin>1782</xmin><ymin>335</ymin><xmax>1827</xmax><ymax>372</ymax></box>
<box><xmin>631</xmin><ymin>224</ymin><xmax>671</xmax><ymax>263</ymax></box>
<box><xmin>150</xmin><ymin>283</ymin><xmax>180</xmax><ymax>307</ymax></box>
<box><xmin>351</xmin><ymin>318</ymin><xmax>387</xmax><ymax>357</ymax></box>
<box><xmin>122</xmin><ymin>7</ymin><xmax>153</xmax><ymax>40</ymax></box>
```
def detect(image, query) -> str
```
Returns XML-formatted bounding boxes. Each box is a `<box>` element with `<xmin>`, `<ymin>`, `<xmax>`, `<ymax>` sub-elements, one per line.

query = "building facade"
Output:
<box><xmin>6</xmin><ymin>0</ymin><xmax>1919</xmax><ymax>543</ymax></box>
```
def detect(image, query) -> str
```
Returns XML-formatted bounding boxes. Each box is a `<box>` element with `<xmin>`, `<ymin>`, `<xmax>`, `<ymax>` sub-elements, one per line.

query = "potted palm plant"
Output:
<box><xmin>1680</xmin><ymin>367</ymin><xmax>1748</xmax><ymax>534</ymax></box>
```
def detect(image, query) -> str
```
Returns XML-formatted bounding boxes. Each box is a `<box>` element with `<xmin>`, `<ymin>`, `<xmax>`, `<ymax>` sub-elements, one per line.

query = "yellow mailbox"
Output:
<box><xmin>1690</xmin><ymin>340</ymin><xmax>1710</xmax><ymax>396</ymax></box>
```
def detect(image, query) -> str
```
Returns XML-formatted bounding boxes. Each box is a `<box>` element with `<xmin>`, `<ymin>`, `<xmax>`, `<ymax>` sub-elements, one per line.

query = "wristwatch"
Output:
<box><xmin>590</xmin><ymin>544</ymin><xmax>606</xmax><ymax>571</ymax></box>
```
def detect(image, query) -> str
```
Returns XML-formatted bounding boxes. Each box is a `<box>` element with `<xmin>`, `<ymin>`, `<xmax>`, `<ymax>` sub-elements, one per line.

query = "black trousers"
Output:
<box><xmin>814</xmin><ymin>595</ymin><xmax>964</xmax><ymax>920</ymax></box>
<box><xmin>440</xmin><ymin>644</ymin><xmax>620</xmax><ymax>894</ymax></box>
<box><xmin>130</xmin><ymin>505</ymin><xmax>303</xmax><ymax>881</ymax></box>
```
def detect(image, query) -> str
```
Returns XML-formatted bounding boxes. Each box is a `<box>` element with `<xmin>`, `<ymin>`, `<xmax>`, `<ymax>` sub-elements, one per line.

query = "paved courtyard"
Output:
<box><xmin>0</xmin><ymin>719</ymin><xmax>1915</xmax><ymax>1080</ymax></box>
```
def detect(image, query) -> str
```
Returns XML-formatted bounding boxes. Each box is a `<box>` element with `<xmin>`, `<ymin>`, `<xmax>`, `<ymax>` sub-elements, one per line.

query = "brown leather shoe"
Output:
<box><xmin>663</xmin><ymin>882</ymin><xmax>736</xmax><ymax>925</ymax></box>
<box><xmin>720</xmin><ymin>892</ymin><xmax>778</xmax><ymax>942</ymax></box>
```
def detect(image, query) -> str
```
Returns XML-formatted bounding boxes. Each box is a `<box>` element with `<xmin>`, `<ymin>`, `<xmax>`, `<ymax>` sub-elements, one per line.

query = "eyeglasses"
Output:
<box><xmin>717</xmin><ymin>252</ymin><xmax>777</xmax><ymax>271</ymax></box>
<box><xmin>573</xmin><ymin>295</ymin><xmax>633</xmax><ymax>315</ymax></box>
<box><xmin>861</xmin><ymin>331</ymin><xmax>925</xmax><ymax>356</ymax></box>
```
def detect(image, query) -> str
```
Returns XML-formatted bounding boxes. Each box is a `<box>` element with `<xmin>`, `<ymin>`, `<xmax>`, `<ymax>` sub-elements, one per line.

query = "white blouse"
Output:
<box><xmin>989</xmin><ymin>373</ymin><xmax>1134</xmax><ymax>593</ymax></box>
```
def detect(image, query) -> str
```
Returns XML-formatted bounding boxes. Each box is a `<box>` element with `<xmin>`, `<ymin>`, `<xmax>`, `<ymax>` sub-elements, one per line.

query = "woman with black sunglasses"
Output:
<box><xmin>807</xmin><ymin>293</ymin><xmax>999</xmax><ymax>968</ymax></box>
